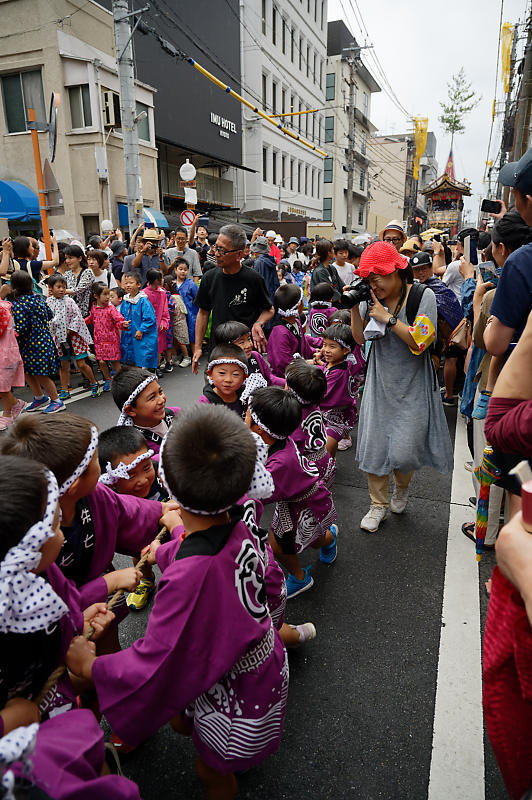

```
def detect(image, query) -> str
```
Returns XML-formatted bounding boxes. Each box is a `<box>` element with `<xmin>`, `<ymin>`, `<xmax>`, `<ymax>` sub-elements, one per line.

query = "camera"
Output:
<box><xmin>342</xmin><ymin>276</ymin><xmax>372</xmax><ymax>308</ymax></box>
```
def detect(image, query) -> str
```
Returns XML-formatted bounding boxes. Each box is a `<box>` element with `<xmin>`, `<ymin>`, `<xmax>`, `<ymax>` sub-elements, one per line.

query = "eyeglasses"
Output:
<box><xmin>383</xmin><ymin>237</ymin><xmax>402</xmax><ymax>244</ymax></box>
<box><xmin>214</xmin><ymin>245</ymin><xmax>241</xmax><ymax>256</ymax></box>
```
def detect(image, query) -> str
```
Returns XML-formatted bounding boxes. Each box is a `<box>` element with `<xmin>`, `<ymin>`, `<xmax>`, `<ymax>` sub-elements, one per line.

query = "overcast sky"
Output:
<box><xmin>327</xmin><ymin>0</ymin><xmax>528</xmax><ymax>220</ymax></box>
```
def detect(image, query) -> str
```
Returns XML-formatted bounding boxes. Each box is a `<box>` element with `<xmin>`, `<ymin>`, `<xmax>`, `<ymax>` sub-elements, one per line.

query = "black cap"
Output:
<box><xmin>410</xmin><ymin>252</ymin><xmax>432</xmax><ymax>267</ymax></box>
<box><xmin>457</xmin><ymin>227</ymin><xmax>479</xmax><ymax>243</ymax></box>
<box><xmin>499</xmin><ymin>147</ymin><xmax>532</xmax><ymax>194</ymax></box>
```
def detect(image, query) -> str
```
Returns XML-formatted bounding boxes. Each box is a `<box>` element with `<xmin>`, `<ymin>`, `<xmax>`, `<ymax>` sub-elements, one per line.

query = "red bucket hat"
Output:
<box><xmin>355</xmin><ymin>241</ymin><xmax>409</xmax><ymax>278</ymax></box>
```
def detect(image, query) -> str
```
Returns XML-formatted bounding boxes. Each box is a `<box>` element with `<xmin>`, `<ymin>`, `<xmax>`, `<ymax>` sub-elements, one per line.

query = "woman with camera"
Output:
<box><xmin>350</xmin><ymin>242</ymin><xmax>453</xmax><ymax>533</ymax></box>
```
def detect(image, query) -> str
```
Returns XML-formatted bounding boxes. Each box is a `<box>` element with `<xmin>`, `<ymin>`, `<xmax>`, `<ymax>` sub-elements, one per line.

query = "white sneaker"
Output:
<box><xmin>337</xmin><ymin>437</ymin><xmax>352</xmax><ymax>451</ymax></box>
<box><xmin>179</xmin><ymin>356</ymin><xmax>192</xmax><ymax>368</ymax></box>
<box><xmin>390</xmin><ymin>485</ymin><xmax>409</xmax><ymax>514</ymax></box>
<box><xmin>360</xmin><ymin>504</ymin><xmax>387</xmax><ymax>532</ymax></box>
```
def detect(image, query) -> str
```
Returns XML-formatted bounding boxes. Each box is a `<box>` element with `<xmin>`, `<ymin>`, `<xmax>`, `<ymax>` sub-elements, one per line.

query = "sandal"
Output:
<box><xmin>461</xmin><ymin>522</ymin><xmax>495</xmax><ymax>551</ymax></box>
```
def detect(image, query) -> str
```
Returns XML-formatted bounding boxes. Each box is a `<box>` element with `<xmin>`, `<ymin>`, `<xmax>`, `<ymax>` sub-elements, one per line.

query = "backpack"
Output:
<box><xmin>405</xmin><ymin>282</ymin><xmax>451</xmax><ymax>369</ymax></box>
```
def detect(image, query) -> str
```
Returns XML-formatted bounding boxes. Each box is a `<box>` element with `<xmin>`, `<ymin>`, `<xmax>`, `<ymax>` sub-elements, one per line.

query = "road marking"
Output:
<box><xmin>63</xmin><ymin>387</ymin><xmax>93</xmax><ymax>405</ymax></box>
<box><xmin>428</xmin><ymin>413</ymin><xmax>484</xmax><ymax>800</ymax></box>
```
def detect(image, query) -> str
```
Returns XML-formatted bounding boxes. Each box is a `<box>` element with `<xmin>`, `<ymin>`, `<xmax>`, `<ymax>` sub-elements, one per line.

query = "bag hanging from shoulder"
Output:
<box><xmin>448</xmin><ymin>318</ymin><xmax>471</xmax><ymax>351</ymax></box>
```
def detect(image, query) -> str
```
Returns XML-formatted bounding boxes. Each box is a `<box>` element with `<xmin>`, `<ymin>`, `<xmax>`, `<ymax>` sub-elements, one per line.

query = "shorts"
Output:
<box><xmin>60</xmin><ymin>344</ymin><xmax>88</xmax><ymax>362</ymax></box>
<box><xmin>446</xmin><ymin>343</ymin><xmax>465</xmax><ymax>359</ymax></box>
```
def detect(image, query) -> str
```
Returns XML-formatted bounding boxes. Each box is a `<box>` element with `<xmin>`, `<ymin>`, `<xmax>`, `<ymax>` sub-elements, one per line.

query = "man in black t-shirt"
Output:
<box><xmin>192</xmin><ymin>224</ymin><xmax>274</xmax><ymax>372</ymax></box>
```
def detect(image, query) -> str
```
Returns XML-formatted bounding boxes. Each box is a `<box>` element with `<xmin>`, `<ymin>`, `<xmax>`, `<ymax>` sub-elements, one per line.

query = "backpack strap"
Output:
<box><xmin>405</xmin><ymin>282</ymin><xmax>428</xmax><ymax>326</ymax></box>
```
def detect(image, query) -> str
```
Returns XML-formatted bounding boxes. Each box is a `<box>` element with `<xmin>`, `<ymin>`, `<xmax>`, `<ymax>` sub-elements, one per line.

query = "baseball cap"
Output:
<box><xmin>355</xmin><ymin>241</ymin><xmax>409</xmax><ymax>277</ymax></box>
<box><xmin>410</xmin><ymin>252</ymin><xmax>432</xmax><ymax>268</ymax></box>
<box><xmin>250</xmin><ymin>236</ymin><xmax>269</xmax><ymax>254</ymax></box>
<box><xmin>110</xmin><ymin>240</ymin><xmax>127</xmax><ymax>256</ymax></box>
<box><xmin>499</xmin><ymin>147</ymin><xmax>532</xmax><ymax>194</ymax></box>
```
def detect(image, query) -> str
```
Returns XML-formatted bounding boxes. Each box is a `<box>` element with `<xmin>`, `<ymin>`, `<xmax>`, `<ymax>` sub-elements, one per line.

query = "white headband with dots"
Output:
<box><xmin>277</xmin><ymin>287</ymin><xmax>303</xmax><ymax>318</ymax></box>
<box><xmin>249</xmin><ymin>406</ymin><xmax>286</xmax><ymax>440</ymax></box>
<box><xmin>117</xmin><ymin>376</ymin><xmax>156</xmax><ymax>426</ymax></box>
<box><xmin>99</xmin><ymin>449</ymin><xmax>155</xmax><ymax>486</ymax></box>
<box><xmin>0</xmin><ymin>470</ymin><xmax>68</xmax><ymax>635</ymax></box>
<box><xmin>207</xmin><ymin>358</ymin><xmax>249</xmax><ymax>375</ymax></box>
<box><xmin>58</xmin><ymin>425</ymin><xmax>98</xmax><ymax>497</ymax></box>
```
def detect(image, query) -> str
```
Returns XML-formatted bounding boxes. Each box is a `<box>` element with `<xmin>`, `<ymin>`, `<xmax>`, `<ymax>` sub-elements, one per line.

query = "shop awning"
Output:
<box><xmin>0</xmin><ymin>180</ymin><xmax>41</xmax><ymax>222</ymax></box>
<box><xmin>118</xmin><ymin>203</ymin><xmax>170</xmax><ymax>229</ymax></box>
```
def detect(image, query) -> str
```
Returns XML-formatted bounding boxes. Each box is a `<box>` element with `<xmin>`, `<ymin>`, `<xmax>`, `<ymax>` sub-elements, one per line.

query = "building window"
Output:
<box><xmin>359</xmin><ymin>168</ymin><xmax>365</xmax><ymax>191</ymax></box>
<box><xmin>361</xmin><ymin>130</ymin><xmax>367</xmax><ymax>155</ymax></box>
<box><xmin>311</xmin><ymin>168</ymin><xmax>315</xmax><ymax>197</ymax></box>
<box><xmin>272</xmin><ymin>5</ymin><xmax>277</xmax><ymax>44</ymax></box>
<box><xmin>261</xmin><ymin>0</ymin><xmax>266</xmax><ymax>34</ymax></box>
<box><xmin>298</xmin><ymin>162</ymin><xmax>302</xmax><ymax>193</ymax></box>
<box><xmin>263</xmin><ymin>147</ymin><xmax>268</xmax><ymax>182</ymax></box>
<box><xmin>68</xmin><ymin>84</ymin><xmax>93</xmax><ymax>129</ymax></box>
<box><xmin>298</xmin><ymin>101</ymin><xmax>302</xmax><ymax>134</ymax></box>
<box><xmin>290</xmin><ymin>158</ymin><xmax>294</xmax><ymax>190</ymax></box>
<box><xmin>317</xmin><ymin>171</ymin><xmax>321</xmax><ymax>198</ymax></box>
<box><xmin>304</xmin><ymin>165</ymin><xmax>308</xmax><ymax>195</ymax></box>
<box><xmin>262</xmin><ymin>74</ymin><xmax>267</xmax><ymax>109</ymax></box>
<box><xmin>320</xmin><ymin>1</ymin><xmax>324</xmax><ymax>27</ymax></box>
<box><xmin>363</xmin><ymin>91</ymin><xmax>368</xmax><ymax>116</ymax></box>
<box><xmin>319</xmin><ymin>59</ymin><xmax>323</xmax><ymax>89</ymax></box>
<box><xmin>1</xmin><ymin>69</ymin><xmax>45</xmax><ymax>133</ymax></box>
<box><xmin>303</xmin><ymin>105</ymin><xmax>308</xmax><ymax>137</ymax></box>
<box><xmin>282</xmin><ymin>88</ymin><xmax>286</xmax><ymax>116</ymax></box>
<box><xmin>282</xmin><ymin>154</ymin><xmax>286</xmax><ymax>186</ymax></box>
<box><xmin>299</xmin><ymin>36</ymin><xmax>303</xmax><ymax>70</ymax></box>
<box><xmin>313</xmin><ymin>52</ymin><xmax>317</xmax><ymax>83</ymax></box>
<box><xmin>324</xmin><ymin>116</ymin><xmax>334</xmax><ymax>143</ymax></box>
<box><xmin>325</xmin><ymin>73</ymin><xmax>335</xmax><ymax>101</ymax></box>
<box><xmin>314</xmin><ymin>0</ymin><xmax>318</xmax><ymax>21</ymax></box>
<box><xmin>306</xmin><ymin>45</ymin><xmax>311</xmax><ymax>77</ymax></box>
<box><xmin>358</xmin><ymin>204</ymin><xmax>365</xmax><ymax>226</ymax></box>
<box><xmin>323</xmin><ymin>197</ymin><xmax>332</xmax><ymax>221</ymax></box>
<box><xmin>318</xmin><ymin>115</ymin><xmax>322</xmax><ymax>145</ymax></box>
<box><xmin>311</xmin><ymin>113</ymin><xmax>315</xmax><ymax>142</ymax></box>
<box><xmin>282</xmin><ymin>18</ymin><xmax>286</xmax><ymax>53</ymax></box>
<box><xmin>272</xmin><ymin>80</ymin><xmax>277</xmax><ymax>113</ymax></box>
<box><xmin>272</xmin><ymin>151</ymin><xmax>278</xmax><ymax>185</ymax></box>
<box><xmin>291</xmin><ymin>27</ymin><xmax>295</xmax><ymax>62</ymax></box>
<box><xmin>324</xmin><ymin>157</ymin><xmax>333</xmax><ymax>183</ymax></box>
<box><xmin>135</xmin><ymin>101</ymin><xmax>150</xmax><ymax>141</ymax></box>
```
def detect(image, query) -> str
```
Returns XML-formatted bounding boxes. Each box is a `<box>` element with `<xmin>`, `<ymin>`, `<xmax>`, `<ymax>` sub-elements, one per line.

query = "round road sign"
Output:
<box><xmin>180</xmin><ymin>209</ymin><xmax>196</xmax><ymax>227</ymax></box>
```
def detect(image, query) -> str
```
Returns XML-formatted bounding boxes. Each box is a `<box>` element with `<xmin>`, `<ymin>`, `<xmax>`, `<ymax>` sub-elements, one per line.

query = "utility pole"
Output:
<box><xmin>513</xmin><ymin>14</ymin><xmax>532</xmax><ymax>161</ymax></box>
<box><xmin>112</xmin><ymin>0</ymin><xmax>146</xmax><ymax>236</ymax></box>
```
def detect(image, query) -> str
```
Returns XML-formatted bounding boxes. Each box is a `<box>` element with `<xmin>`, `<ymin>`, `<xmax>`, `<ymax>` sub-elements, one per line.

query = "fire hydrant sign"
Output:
<box><xmin>180</xmin><ymin>209</ymin><xmax>196</xmax><ymax>227</ymax></box>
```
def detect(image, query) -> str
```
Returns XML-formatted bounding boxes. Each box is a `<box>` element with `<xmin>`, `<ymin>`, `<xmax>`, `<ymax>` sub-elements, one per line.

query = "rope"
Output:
<box><xmin>35</xmin><ymin>527</ymin><xmax>168</xmax><ymax>706</ymax></box>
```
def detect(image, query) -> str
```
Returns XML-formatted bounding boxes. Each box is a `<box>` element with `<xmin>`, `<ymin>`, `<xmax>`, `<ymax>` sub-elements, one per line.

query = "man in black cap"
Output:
<box><xmin>484</xmin><ymin>148</ymin><xmax>532</xmax><ymax>356</ymax></box>
<box><xmin>110</xmin><ymin>239</ymin><xmax>128</xmax><ymax>282</ymax></box>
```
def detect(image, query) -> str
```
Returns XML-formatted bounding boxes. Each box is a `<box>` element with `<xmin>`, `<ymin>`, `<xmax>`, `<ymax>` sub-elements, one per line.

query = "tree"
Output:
<box><xmin>438</xmin><ymin>68</ymin><xmax>481</xmax><ymax>150</ymax></box>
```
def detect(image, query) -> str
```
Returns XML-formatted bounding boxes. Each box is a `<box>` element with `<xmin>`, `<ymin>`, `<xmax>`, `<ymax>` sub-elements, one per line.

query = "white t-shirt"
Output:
<box><xmin>334</xmin><ymin>262</ymin><xmax>355</xmax><ymax>285</ymax></box>
<box><xmin>442</xmin><ymin>260</ymin><xmax>464</xmax><ymax>300</ymax></box>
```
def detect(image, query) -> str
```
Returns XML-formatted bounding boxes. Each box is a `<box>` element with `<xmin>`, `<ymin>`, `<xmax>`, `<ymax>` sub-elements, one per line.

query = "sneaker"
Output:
<box><xmin>286</xmin><ymin>566</ymin><xmax>314</xmax><ymax>599</ymax></box>
<box><xmin>102</xmin><ymin>380</ymin><xmax>111</xmax><ymax>392</ymax></box>
<box><xmin>320</xmin><ymin>524</ymin><xmax>338</xmax><ymax>564</ymax></box>
<box><xmin>43</xmin><ymin>399</ymin><xmax>65</xmax><ymax>414</ymax></box>
<box><xmin>162</xmin><ymin>361</ymin><xmax>173</xmax><ymax>373</ymax></box>
<box><xmin>289</xmin><ymin>622</ymin><xmax>317</xmax><ymax>645</ymax></box>
<box><xmin>25</xmin><ymin>395</ymin><xmax>50</xmax><ymax>413</ymax></box>
<box><xmin>471</xmin><ymin>391</ymin><xmax>490</xmax><ymax>420</ymax></box>
<box><xmin>337</xmin><ymin>437</ymin><xmax>352</xmax><ymax>451</ymax></box>
<box><xmin>10</xmin><ymin>399</ymin><xmax>26</xmax><ymax>420</ymax></box>
<box><xmin>464</xmin><ymin>460</ymin><xmax>473</xmax><ymax>472</ymax></box>
<box><xmin>442</xmin><ymin>395</ymin><xmax>457</xmax><ymax>406</ymax></box>
<box><xmin>360</xmin><ymin>504</ymin><xmax>387</xmax><ymax>533</ymax></box>
<box><xmin>179</xmin><ymin>356</ymin><xmax>192</xmax><ymax>368</ymax></box>
<box><xmin>0</xmin><ymin>415</ymin><xmax>14</xmax><ymax>430</ymax></box>
<box><xmin>390</xmin><ymin>485</ymin><xmax>409</xmax><ymax>514</ymax></box>
<box><xmin>58</xmin><ymin>389</ymin><xmax>71</xmax><ymax>400</ymax></box>
<box><xmin>126</xmin><ymin>578</ymin><xmax>155</xmax><ymax>611</ymax></box>
<box><xmin>90</xmin><ymin>383</ymin><xmax>101</xmax><ymax>398</ymax></box>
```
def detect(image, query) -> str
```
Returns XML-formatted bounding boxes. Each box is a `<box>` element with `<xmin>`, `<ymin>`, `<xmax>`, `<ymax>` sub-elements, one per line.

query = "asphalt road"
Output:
<box><xmin>8</xmin><ymin>362</ymin><xmax>507</xmax><ymax>799</ymax></box>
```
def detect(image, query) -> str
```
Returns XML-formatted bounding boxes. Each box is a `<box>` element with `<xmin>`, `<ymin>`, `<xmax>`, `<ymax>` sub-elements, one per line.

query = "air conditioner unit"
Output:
<box><xmin>102</xmin><ymin>91</ymin><xmax>116</xmax><ymax>127</ymax></box>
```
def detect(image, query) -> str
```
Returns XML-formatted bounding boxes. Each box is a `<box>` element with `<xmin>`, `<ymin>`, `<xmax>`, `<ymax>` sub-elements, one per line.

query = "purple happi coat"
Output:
<box><xmin>265</xmin><ymin>437</ymin><xmax>337</xmax><ymax>554</ymax></box>
<box><xmin>248</xmin><ymin>350</ymin><xmax>285</xmax><ymax>387</ymax></box>
<box><xmin>267</xmin><ymin>320</ymin><xmax>322</xmax><ymax>378</ymax></box>
<box><xmin>134</xmin><ymin>406</ymin><xmax>180</xmax><ymax>460</ymax></box>
<box><xmin>56</xmin><ymin>483</ymin><xmax>162</xmax><ymax>615</ymax></box>
<box><xmin>198</xmin><ymin>384</ymin><xmax>246</xmax><ymax>418</ymax></box>
<box><xmin>0</xmin><ymin>564</ymin><xmax>84</xmax><ymax>734</ymax></box>
<box><xmin>92</xmin><ymin>507</ymin><xmax>288</xmax><ymax>774</ymax></box>
<box><xmin>19</xmin><ymin>710</ymin><xmax>140</xmax><ymax>799</ymax></box>
<box><xmin>291</xmin><ymin>403</ymin><xmax>336</xmax><ymax>489</ymax></box>
<box><xmin>308</xmin><ymin>304</ymin><xmax>338</xmax><ymax>336</ymax></box>
<box><xmin>320</xmin><ymin>350</ymin><xmax>365</xmax><ymax>441</ymax></box>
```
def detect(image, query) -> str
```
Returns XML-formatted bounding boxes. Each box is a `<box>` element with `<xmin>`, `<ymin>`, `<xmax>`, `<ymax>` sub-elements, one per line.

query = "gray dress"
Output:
<box><xmin>356</xmin><ymin>289</ymin><xmax>454</xmax><ymax>476</ymax></box>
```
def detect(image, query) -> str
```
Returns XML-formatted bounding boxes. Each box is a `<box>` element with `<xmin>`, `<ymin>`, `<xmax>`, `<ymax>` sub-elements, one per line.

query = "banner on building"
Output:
<box><xmin>445</xmin><ymin>150</ymin><xmax>455</xmax><ymax>181</ymax></box>
<box><xmin>413</xmin><ymin>117</ymin><xmax>428</xmax><ymax>180</ymax></box>
<box><xmin>501</xmin><ymin>23</ymin><xmax>514</xmax><ymax>94</ymax></box>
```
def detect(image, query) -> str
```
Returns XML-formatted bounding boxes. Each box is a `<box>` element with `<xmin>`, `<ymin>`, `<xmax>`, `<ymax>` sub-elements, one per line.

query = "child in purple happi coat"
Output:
<box><xmin>319</xmin><ymin>323</ymin><xmax>365</xmax><ymax>458</ymax></box>
<box><xmin>246</xmin><ymin>386</ymin><xmax>338</xmax><ymax>599</ymax></box>
<box><xmin>98</xmin><ymin>425</ymin><xmax>168</xmax><ymax>612</ymax></box>
<box><xmin>267</xmin><ymin>284</ymin><xmax>322</xmax><ymax>378</ymax></box>
<box><xmin>0</xmin><ymin>455</ymin><xmax>115</xmax><ymax>732</ymax></box>
<box><xmin>214</xmin><ymin>320</ymin><xmax>285</xmax><ymax>386</ymax></box>
<box><xmin>112</xmin><ymin>366</ymin><xmax>181</xmax><ymax>459</ymax></box>
<box><xmin>198</xmin><ymin>343</ymin><xmax>248</xmax><ymax>418</ymax></box>
<box><xmin>66</xmin><ymin>404</ymin><xmax>289</xmax><ymax>799</ymax></box>
<box><xmin>308</xmin><ymin>282</ymin><xmax>338</xmax><ymax>336</ymax></box>
<box><xmin>285</xmin><ymin>358</ymin><xmax>336</xmax><ymax>489</ymax></box>
<box><xmin>0</xmin><ymin>414</ymin><xmax>175</xmax><ymax>659</ymax></box>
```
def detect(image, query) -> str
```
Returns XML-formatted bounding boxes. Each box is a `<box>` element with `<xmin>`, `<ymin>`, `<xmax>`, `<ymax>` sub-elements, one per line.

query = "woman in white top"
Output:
<box><xmin>87</xmin><ymin>249</ymin><xmax>118</xmax><ymax>289</ymax></box>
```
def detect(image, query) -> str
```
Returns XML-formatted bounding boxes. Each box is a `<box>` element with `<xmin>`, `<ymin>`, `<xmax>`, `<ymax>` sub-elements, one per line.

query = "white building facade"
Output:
<box><xmin>238</xmin><ymin>0</ymin><xmax>328</xmax><ymax>222</ymax></box>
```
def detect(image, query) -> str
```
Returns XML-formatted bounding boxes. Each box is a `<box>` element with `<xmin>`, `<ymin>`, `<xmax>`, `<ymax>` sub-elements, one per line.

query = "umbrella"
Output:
<box><xmin>420</xmin><ymin>227</ymin><xmax>444</xmax><ymax>241</ymax></box>
<box><xmin>474</xmin><ymin>445</ymin><xmax>501</xmax><ymax>561</ymax></box>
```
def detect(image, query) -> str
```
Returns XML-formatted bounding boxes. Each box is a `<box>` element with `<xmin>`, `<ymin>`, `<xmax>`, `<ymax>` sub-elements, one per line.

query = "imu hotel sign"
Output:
<box><xmin>210</xmin><ymin>112</ymin><xmax>238</xmax><ymax>139</ymax></box>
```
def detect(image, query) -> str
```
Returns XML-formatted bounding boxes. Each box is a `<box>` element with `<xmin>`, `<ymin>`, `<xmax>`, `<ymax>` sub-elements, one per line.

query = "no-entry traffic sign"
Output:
<box><xmin>180</xmin><ymin>209</ymin><xmax>196</xmax><ymax>227</ymax></box>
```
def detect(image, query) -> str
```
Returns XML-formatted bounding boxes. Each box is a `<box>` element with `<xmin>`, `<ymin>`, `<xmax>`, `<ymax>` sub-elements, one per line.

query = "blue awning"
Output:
<box><xmin>118</xmin><ymin>203</ymin><xmax>169</xmax><ymax>229</ymax></box>
<box><xmin>0</xmin><ymin>180</ymin><xmax>41</xmax><ymax>222</ymax></box>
